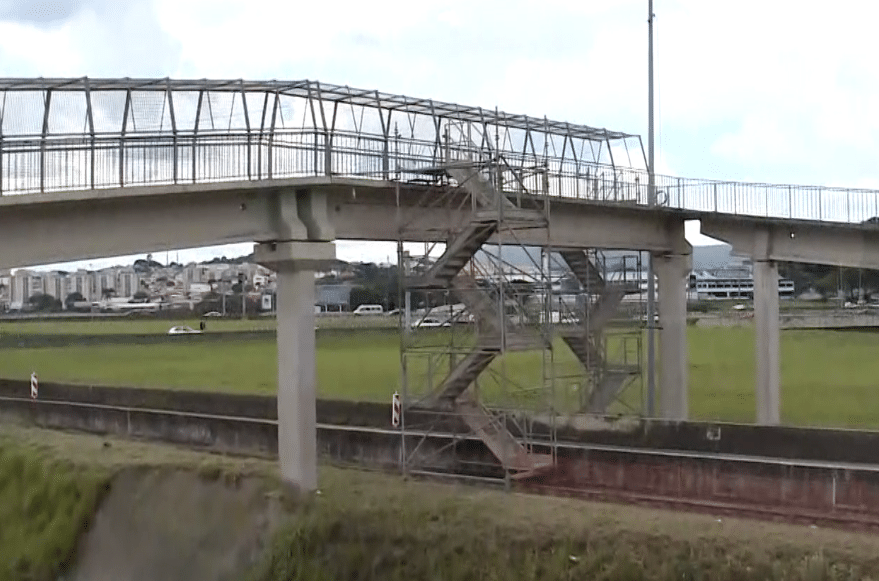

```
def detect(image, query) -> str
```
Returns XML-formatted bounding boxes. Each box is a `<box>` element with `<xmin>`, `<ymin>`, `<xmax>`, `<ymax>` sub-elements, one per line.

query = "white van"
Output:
<box><xmin>353</xmin><ymin>304</ymin><xmax>383</xmax><ymax>315</ymax></box>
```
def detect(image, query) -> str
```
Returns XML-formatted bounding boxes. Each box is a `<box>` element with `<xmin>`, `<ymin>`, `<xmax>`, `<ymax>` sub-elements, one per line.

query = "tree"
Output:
<box><xmin>101</xmin><ymin>287</ymin><xmax>116</xmax><ymax>300</ymax></box>
<box><xmin>64</xmin><ymin>291</ymin><xmax>86</xmax><ymax>311</ymax></box>
<box><xmin>28</xmin><ymin>293</ymin><xmax>61</xmax><ymax>312</ymax></box>
<box><xmin>132</xmin><ymin>290</ymin><xmax>150</xmax><ymax>302</ymax></box>
<box><xmin>133</xmin><ymin>257</ymin><xmax>162</xmax><ymax>273</ymax></box>
<box><xmin>349</xmin><ymin>286</ymin><xmax>385</xmax><ymax>310</ymax></box>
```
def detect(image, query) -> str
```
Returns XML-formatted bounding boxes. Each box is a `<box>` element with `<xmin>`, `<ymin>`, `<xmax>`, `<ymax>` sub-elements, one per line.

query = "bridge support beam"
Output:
<box><xmin>754</xmin><ymin>259</ymin><xmax>781</xmax><ymax>425</ymax></box>
<box><xmin>255</xmin><ymin>189</ymin><xmax>335</xmax><ymax>493</ymax></box>
<box><xmin>654</xmin><ymin>250</ymin><xmax>691</xmax><ymax>420</ymax></box>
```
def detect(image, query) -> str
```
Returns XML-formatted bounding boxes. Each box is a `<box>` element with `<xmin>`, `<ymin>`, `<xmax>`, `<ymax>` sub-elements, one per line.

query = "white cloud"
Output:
<box><xmin>6</xmin><ymin>0</ymin><xmax>879</xmax><ymax>268</ymax></box>
<box><xmin>0</xmin><ymin>0</ymin><xmax>180</xmax><ymax>77</ymax></box>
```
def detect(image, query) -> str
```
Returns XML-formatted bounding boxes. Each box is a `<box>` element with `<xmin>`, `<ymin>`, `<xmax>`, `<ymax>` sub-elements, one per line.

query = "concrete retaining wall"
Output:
<box><xmin>0</xmin><ymin>391</ymin><xmax>499</xmax><ymax>477</ymax></box>
<box><xmin>0</xmin><ymin>379</ymin><xmax>468</xmax><ymax>431</ymax></box>
<box><xmin>694</xmin><ymin>312</ymin><xmax>879</xmax><ymax>329</ymax></box>
<box><xmin>545</xmin><ymin>446</ymin><xmax>879</xmax><ymax>523</ymax></box>
<box><xmin>5</xmin><ymin>378</ymin><xmax>879</xmax><ymax>465</ymax></box>
<box><xmin>6</xmin><ymin>386</ymin><xmax>879</xmax><ymax>523</ymax></box>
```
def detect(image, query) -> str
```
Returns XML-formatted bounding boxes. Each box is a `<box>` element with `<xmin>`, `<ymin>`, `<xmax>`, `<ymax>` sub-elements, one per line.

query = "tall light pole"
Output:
<box><xmin>646</xmin><ymin>0</ymin><xmax>657</xmax><ymax>416</ymax></box>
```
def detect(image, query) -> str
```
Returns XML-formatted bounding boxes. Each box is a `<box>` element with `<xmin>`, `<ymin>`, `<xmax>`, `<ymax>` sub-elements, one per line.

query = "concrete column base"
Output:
<box><xmin>654</xmin><ymin>252</ymin><xmax>691</xmax><ymax>421</ymax></box>
<box><xmin>754</xmin><ymin>259</ymin><xmax>780</xmax><ymax>425</ymax></box>
<box><xmin>255</xmin><ymin>240</ymin><xmax>335</xmax><ymax>492</ymax></box>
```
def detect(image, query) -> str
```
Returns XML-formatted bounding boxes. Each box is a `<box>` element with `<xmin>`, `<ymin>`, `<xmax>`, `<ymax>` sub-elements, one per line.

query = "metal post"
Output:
<box><xmin>645</xmin><ymin>0</ymin><xmax>657</xmax><ymax>417</ymax></box>
<box><xmin>267</xmin><ymin>92</ymin><xmax>279</xmax><ymax>179</ymax></box>
<box><xmin>192</xmin><ymin>90</ymin><xmax>203</xmax><ymax>183</ymax></box>
<box><xmin>40</xmin><ymin>88</ymin><xmax>51</xmax><ymax>193</ymax></box>
<box><xmin>84</xmin><ymin>79</ymin><xmax>95</xmax><ymax>189</ymax></box>
<box><xmin>239</xmin><ymin>82</ymin><xmax>251</xmax><ymax>181</ymax></box>
<box><xmin>166</xmin><ymin>83</ymin><xmax>178</xmax><ymax>184</ymax></box>
<box><xmin>120</xmin><ymin>89</ymin><xmax>131</xmax><ymax>187</ymax></box>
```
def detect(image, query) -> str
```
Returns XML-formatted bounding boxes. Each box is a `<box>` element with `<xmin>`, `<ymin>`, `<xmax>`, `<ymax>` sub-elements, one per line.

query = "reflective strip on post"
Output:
<box><xmin>392</xmin><ymin>391</ymin><xmax>401</xmax><ymax>427</ymax></box>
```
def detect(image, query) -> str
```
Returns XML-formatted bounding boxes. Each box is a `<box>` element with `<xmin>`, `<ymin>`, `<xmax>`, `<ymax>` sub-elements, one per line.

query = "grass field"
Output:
<box><xmin>2</xmin><ymin>319</ymin><xmax>879</xmax><ymax>428</ymax></box>
<box><xmin>0</xmin><ymin>314</ymin><xmax>398</xmax><ymax>336</ymax></box>
<box><xmin>5</xmin><ymin>424</ymin><xmax>879</xmax><ymax>580</ymax></box>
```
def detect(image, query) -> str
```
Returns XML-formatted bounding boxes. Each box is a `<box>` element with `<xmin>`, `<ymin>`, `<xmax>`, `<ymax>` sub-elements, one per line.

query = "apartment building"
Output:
<box><xmin>4</xmin><ymin>259</ymin><xmax>277</xmax><ymax>312</ymax></box>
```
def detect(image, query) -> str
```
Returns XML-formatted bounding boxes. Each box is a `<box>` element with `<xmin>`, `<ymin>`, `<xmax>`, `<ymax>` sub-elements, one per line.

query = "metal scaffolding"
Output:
<box><xmin>395</xmin><ymin>119</ymin><xmax>557</xmax><ymax>480</ymax></box>
<box><xmin>394</xmin><ymin>119</ymin><xmax>649</xmax><ymax>480</ymax></box>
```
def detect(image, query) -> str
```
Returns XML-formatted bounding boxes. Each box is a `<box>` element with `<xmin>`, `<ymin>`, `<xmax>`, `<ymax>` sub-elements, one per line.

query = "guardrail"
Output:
<box><xmin>3</xmin><ymin>127</ymin><xmax>878</xmax><ymax>225</ymax></box>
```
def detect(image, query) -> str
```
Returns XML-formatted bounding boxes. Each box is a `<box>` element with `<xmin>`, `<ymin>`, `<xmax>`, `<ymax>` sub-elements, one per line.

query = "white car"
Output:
<box><xmin>167</xmin><ymin>325</ymin><xmax>203</xmax><ymax>335</ymax></box>
<box><xmin>410</xmin><ymin>317</ymin><xmax>450</xmax><ymax>328</ymax></box>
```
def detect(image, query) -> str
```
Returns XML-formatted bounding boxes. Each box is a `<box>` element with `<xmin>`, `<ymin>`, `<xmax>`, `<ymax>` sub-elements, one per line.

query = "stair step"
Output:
<box><xmin>409</xmin><ymin>220</ymin><xmax>498</xmax><ymax>288</ymax></box>
<box><xmin>456</xmin><ymin>400</ymin><xmax>553</xmax><ymax>474</ymax></box>
<box><xmin>587</xmin><ymin>371</ymin><xmax>638</xmax><ymax>413</ymax></box>
<box><xmin>559</xmin><ymin>249</ymin><xmax>605</xmax><ymax>289</ymax></box>
<box><xmin>436</xmin><ymin>349</ymin><xmax>499</xmax><ymax>401</ymax></box>
<box><xmin>446</xmin><ymin>167</ymin><xmax>518</xmax><ymax>211</ymax></box>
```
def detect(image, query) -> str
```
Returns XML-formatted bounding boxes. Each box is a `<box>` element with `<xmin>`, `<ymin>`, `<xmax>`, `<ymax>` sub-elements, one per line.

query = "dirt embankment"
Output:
<box><xmin>66</xmin><ymin>468</ymin><xmax>283</xmax><ymax>581</ymax></box>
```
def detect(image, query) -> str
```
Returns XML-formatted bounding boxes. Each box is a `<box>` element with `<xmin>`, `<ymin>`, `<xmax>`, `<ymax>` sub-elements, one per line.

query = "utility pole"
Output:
<box><xmin>240</xmin><ymin>273</ymin><xmax>246</xmax><ymax>318</ymax></box>
<box><xmin>646</xmin><ymin>0</ymin><xmax>657</xmax><ymax>417</ymax></box>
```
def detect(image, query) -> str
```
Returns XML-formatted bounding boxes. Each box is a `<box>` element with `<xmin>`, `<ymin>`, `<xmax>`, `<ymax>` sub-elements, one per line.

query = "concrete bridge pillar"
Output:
<box><xmin>654</xmin><ymin>251</ymin><xmax>692</xmax><ymax>420</ymax></box>
<box><xmin>754</xmin><ymin>259</ymin><xmax>780</xmax><ymax>425</ymax></box>
<box><xmin>255</xmin><ymin>189</ymin><xmax>335</xmax><ymax>493</ymax></box>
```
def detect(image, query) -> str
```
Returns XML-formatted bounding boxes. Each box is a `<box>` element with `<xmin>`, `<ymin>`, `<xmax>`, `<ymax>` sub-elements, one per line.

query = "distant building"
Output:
<box><xmin>316</xmin><ymin>284</ymin><xmax>352</xmax><ymax>312</ymax></box>
<box><xmin>689</xmin><ymin>269</ymin><xmax>795</xmax><ymax>300</ymax></box>
<box><xmin>605</xmin><ymin>267</ymin><xmax>795</xmax><ymax>301</ymax></box>
<box><xmin>0</xmin><ymin>272</ymin><xmax>9</xmax><ymax>310</ymax></box>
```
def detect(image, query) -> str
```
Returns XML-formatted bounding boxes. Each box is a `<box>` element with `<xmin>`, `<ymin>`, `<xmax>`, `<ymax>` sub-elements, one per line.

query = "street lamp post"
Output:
<box><xmin>646</xmin><ymin>0</ymin><xmax>657</xmax><ymax>417</ymax></box>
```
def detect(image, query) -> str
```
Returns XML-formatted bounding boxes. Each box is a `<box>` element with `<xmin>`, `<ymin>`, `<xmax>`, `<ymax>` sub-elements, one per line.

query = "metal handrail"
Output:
<box><xmin>2</xmin><ymin>126</ymin><xmax>879</xmax><ymax>224</ymax></box>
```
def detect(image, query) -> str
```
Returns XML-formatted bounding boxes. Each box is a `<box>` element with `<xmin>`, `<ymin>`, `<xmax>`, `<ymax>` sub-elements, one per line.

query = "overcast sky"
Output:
<box><xmin>4</xmin><ymin>0</ymin><xmax>878</xmax><ymax>270</ymax></box>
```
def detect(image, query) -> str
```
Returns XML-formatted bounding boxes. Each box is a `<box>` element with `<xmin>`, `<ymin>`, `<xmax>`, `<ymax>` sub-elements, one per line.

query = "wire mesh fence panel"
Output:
<box><xmin>1</xmin><ymin>79</ymin><xmax>879</xmax><ymax>227</ymax></box>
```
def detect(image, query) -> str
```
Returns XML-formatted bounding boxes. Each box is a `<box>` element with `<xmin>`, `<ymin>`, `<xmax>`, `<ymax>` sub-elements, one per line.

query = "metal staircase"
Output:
<box><xmin>560</xmin><ymin>333</ymin><xmax>640</xmax><ymax>413</ymax></box>
<box><xmin>435</xmin><ymin>348</ymin><xmax>499</xmax><ymax>407</ymax></box>
<box><xmin>405</xmin><ymin>159</ymin><xmax>552</xmax><ymax>476</ymax></box>
<box><xmin>456</xmin><ymin>399</ymin><xmax>553</xmax><ymax>477</ymax></box>
<box><xmin>445</xmin><ymin>165</ymin><xmax>517</xmax><ymax>212</ymax></box>
<box><xmin>409</xmin><ymin>220</ymin><xmax>497</xmax><ymax>290</ymax></box>
<box><xmin>558</xmin><ymin>249</ymin><xmax>604</xmax><ymax>290</ymax></box>
<box><xmin>558</xmin><ymin>249</ymin><xmax>641</xmax><ymax>413</ymax></box>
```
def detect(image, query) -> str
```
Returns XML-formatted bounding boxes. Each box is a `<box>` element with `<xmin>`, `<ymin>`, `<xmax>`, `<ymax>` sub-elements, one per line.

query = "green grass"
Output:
<box><xmin>0</xmin><ymin>317</ymin><xmax>276</xmax><ymax>335</ymax></box>
<box><xmin>687</xmin><ymin>326</ymin><xmax>879</xmax><ymax>427</ymax></box>
<box><xmin>0</xmin><ymin>331</ymin><xmax>403</xmax><ymax>399</ymax></box>
<box><xmin>253</xmin><ymin>466</ymin><xmax>879</xmax><ymax>581</ymax></box>
<box><xmin>5</xmin><ymin>320</ymin><xmax>879</xmax><ymax>428</ymax></box>
<box><xmin>0</xmin><ymin>313</ymin><xmax>400</xmax><ymax>336</ymax></box>
<box><xmin>0</xmin><ymin>441</ymin><xmax>109</xmax><ymax>581</ymax></box>
<box><xmin>0</xmin><ymin>424</ymin><xmax>274</xmax><ymax>581</ymax></box>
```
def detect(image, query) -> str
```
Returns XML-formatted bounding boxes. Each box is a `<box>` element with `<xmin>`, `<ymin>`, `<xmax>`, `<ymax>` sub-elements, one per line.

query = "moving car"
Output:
<box><xmin>353</xmin><ymin>304</ymin><xmax>384</xmax><ymax>315</ymax></box>
<box><xmin>410</xmin><ymin>317</ymin><xmax>450</xmax><ymax>328</ymax></box>
<box><xmin>167</xmin><ymin>325</ymin><xmax>203</xmax><ymax>335</ymax></box>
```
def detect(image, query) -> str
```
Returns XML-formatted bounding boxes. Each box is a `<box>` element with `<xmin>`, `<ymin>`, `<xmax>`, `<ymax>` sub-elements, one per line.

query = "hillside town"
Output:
<box><xmin>0</xmin><ymin>253</ymin><xmax>373</xmax><ymax>316</ymax></box>
<box><xmin>0</xmin><ymin>245</ymin><xmax>870</xmax><ymax>317</ymax></box>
